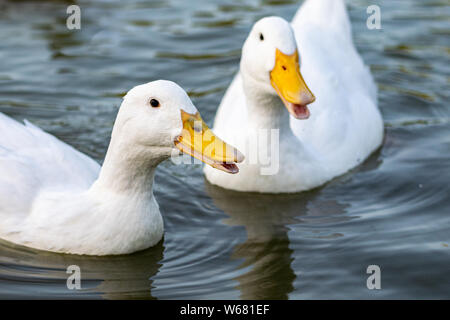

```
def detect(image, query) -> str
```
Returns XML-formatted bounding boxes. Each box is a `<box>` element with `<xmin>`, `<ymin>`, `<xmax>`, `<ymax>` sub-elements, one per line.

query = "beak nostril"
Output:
<box><xmin>282</xmin><ymin>66</ymin><xmax>287</xmax><ymax>71</ymax></box>
<box><xmin>193</xmin><ymin>124</ymin><xmax>203</xmax><ymax>133</ymax></box>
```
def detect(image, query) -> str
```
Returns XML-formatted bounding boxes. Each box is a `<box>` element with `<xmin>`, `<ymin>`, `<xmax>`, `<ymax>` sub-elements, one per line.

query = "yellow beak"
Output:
<box><xmin>174</xmin><ymin>110</ymin><xmax>244</xmax><ymax>174</ymax></box>
<box><xmin>270</xmin><ymin>48</ymin><xmax>315</xmax><ymax>119</ymax></box>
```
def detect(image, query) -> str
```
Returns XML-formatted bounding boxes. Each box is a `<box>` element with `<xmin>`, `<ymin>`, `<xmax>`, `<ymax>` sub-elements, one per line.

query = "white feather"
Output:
<box><xmin>204</xmin><ymin>0</ymin><xmax>383</xmax><ymax>193</ymax></box>
<box><xmin>0</xmin><ymin>80</ymin><xmax>199</xmax><ymax>255</ymax></box>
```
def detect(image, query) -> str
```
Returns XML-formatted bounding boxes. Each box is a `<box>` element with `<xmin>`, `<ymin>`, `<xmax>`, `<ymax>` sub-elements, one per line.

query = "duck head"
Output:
<box><xmin>241</xmin><ymin>16</ymin><xmax>315</xmax><ymax>119</ymax></box>
<box><xmin>116</xmin><ymin>80</ymin><xmax>244</xmax><ymax>173</ymax></box>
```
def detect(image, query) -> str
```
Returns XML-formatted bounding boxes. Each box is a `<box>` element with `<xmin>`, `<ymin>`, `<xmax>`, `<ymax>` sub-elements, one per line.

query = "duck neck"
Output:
<box><xmin>242</xmin><ymin>75</ymin><xmax>295</xmax><ymax>138</ymax></box>
<box><xmin>93</xmin><ymin>127</ymin><xmax>165</xmax><ymax>197</ymax></box>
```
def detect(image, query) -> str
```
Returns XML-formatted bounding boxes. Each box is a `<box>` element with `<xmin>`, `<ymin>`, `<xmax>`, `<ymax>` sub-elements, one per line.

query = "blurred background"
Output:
<box><xmin>0</xmin><ymin>0</ymin><xmax>449</xmax><ymax>299</ymax></box>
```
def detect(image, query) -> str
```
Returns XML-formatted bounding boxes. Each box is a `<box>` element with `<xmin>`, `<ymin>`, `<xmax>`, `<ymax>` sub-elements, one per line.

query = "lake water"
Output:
<box><xmin>0</xmin><ymin>0</ymin><xmax>449</xmax><ymax>299</ymax></box>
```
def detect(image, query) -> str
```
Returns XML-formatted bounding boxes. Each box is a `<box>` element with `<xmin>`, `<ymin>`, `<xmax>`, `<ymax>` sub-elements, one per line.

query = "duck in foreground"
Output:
<box><xmin>0</xmin><ymin>80</ymin><xmax>243</xmax><ymax>255</ymax></box>
<box><xmin>204</xmin><ymin>0</ymin><xmax>384</xmax><ymax>193</ymax></box>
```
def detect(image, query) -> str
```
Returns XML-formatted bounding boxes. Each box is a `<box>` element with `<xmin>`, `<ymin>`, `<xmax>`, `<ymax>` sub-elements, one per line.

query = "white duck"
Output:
<box><xmin>0</xmin><ymin>80</ymin><xmax>243</xmax><ymax>255</ymax></box>
<box><xmin>204</xmin><ymin>0</ymin><xmax>384</xmax><ymax>193</ymax></box>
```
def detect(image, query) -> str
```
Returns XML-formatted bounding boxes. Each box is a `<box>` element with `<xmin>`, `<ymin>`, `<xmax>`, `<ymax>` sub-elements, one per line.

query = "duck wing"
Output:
<box><xmin>0</xmin><ymin>113</ymin><xmax>100</xmax><ymax>216</ymax></box>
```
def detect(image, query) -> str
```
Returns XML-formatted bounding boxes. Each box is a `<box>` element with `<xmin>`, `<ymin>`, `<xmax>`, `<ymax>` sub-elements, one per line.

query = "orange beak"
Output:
<box><xmin>270</xmin><ymin>49</ymin><xmax>315</xmax><ymax>119</ymax></box>
<box><xmin>174</xmin><ymin>110</ymin><xmax>244</xmax><ymax>174</ymax></box>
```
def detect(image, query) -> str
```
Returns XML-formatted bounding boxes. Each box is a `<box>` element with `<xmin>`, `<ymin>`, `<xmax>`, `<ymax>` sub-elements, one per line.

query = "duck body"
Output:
<box><xmin>0</xmin><ymin>110</ymin><xmax>163</xmax><ymax>255</ymax></box>
<box><xmin>0</xmin><ymin>80</ymin><xmax>242</xmax><ymax>255</ymax></box>
<box><xmin>2</xmin><ymin>182</ymin><xmax>164</xmax><ymax>256</ymax></box>
<box><xmin>204</xmin><ymin>0</ymin><xmax>383</xmax><ymax>193</ymax></box>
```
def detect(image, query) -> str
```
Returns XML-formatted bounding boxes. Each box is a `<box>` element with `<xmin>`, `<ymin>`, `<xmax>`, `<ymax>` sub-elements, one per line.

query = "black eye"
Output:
<box><xmin>150</xmin><ymin>99</ymin><xmax>160</xmax><ymax>108</ymax></box>
<box><xmin>259</xmin><ymin>33</ymin><xmax>264</xmax><ymax>41</ymax></box>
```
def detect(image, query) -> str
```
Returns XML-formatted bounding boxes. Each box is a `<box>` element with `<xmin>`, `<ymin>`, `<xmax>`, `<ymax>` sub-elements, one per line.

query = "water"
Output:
<box><xmin>0</xmin><ymin>0</ymin><xmax>449</xmax><ymax>299</ymax></box>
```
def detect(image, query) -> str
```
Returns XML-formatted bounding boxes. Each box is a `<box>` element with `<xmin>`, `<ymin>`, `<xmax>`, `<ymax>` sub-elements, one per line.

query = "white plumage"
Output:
<box><xmin>204</xmin><ymin>0</ymin><xmax>383</xmax><ymax>193</ymax></box>
<box><xmin>0</xmin><ymin>81</ymin><xmax>213</xmax><ymax>255</ymax></box>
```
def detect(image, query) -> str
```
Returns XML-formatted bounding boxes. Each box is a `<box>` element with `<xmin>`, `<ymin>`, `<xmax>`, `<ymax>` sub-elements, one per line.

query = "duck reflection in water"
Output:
<box><xmin>205</xmin><ymin>180</ymin><xmax>350</xmax><ymax>300</ymax></box>
<box><xmin>0</xmin><ymin>239</ymin><xmax>164</xmax><ymax>299</ymax></box>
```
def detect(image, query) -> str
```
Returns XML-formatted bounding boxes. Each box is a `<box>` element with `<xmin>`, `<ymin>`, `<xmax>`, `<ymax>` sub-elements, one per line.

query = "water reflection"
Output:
<box><xmin>0</xmin><ymin>239</ymin><xmax>164</xmax><ymax>299</ymax></box>
<box><xmin>206</xmin><ymin>181</ymin><xmax>347</xmax><ymax>299</ymax></box>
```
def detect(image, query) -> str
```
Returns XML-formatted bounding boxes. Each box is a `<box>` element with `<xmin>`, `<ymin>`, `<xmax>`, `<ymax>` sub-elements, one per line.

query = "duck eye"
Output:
<box><xmin>149</xmin><ymin>99</ymin><xmax>160</xmax><ymax>108</ymax></box>
<box><xmin>259</xmin><ymin>33</ymin><xmax>264</xmax><ymax>41</ymax></box>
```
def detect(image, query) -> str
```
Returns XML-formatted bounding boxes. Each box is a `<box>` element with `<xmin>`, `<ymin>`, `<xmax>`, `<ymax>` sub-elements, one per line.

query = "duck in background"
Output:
<box><xmin>204</xmin><ymin>0</ymin><xmax>383</xmax><ymax>193</ymax></box>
